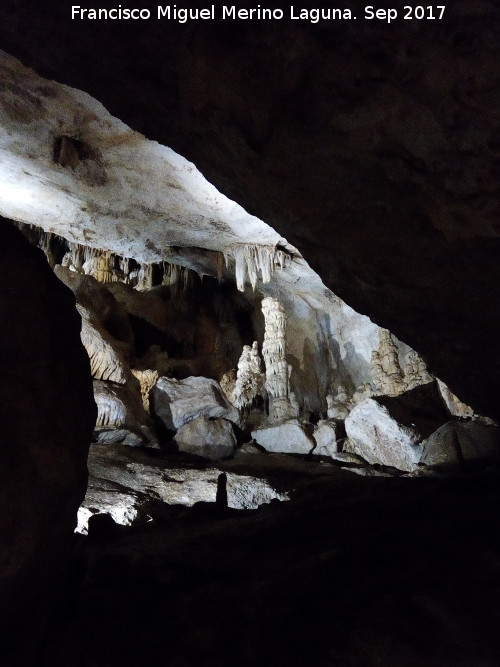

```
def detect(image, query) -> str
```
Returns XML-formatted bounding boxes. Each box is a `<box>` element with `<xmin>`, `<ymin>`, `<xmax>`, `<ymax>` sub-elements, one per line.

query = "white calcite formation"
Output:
<box><xmin>152</xmin><ymin>376</ymin><xmax>239</xmax><ymax>431</ymax></box>
<box><xmin>345</xmin><ymin>398</ymin><xmax>421</xmax><ymax>472</ymax></box>
<box><xmin>78</xmin><ymin>304</ymin><xmax>129</xmax><ymax>384</ymax></box>
<box><xmin>232</xmin><ymin>341</ymin><xmax>265</xmax><ymax>410</ymax></box>
<box><xmin>224</xmin><ymin>244</ymin><xmax>289</xmax><ymax>292</ymax></box>
<box><xmin>261</xmin><ymin>296</ymin><xmax>291</xmax><ymax>422</ymax></box>
<box><xmin>326</xmin><ymin>385</ymin><xmax>352</xmax><ymax>420</ymax></box>
<box><xmin>312</xmin><ymin>420</ymin><xmax>338</xmax><ymax>457</ymax></box>
<box><xmin>252</xmin><ymin>419</ymin><xmax>315</xmax><ymax>455</ymax></box>
<box><xmin>371</xmin><ymin>329</ymin><xmax>406</xmax><ymax>396</ymax></box>
<box><xmin>174</xmin><ymin>417</ymin><xmax>237</xmax><ymax>460</ymax></box>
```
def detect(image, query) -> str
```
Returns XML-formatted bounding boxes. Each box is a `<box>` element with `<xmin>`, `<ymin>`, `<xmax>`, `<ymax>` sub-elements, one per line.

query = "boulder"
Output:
<box><xmin>312</xmin><ymin>420</ymin><xmax>338</xmax><ymax>457</ymax></box>
<box><xmin>252</xmin><ymin>419</ymin><xmax>315</xmax><ymax>455</ymax></box>
<box><xmin>421</xmin><ymin>420</ymin><xmax>500</xmax><ymax>468</ymax></box>
<box><xmin>345</xmin><ymin>399</ymin><xmax>421</xmax><ymax>472</ymax></box>
<box><xmin>93</xmin><ymin>380</ymin><xmax>158</xmax><ymax>447</ymax></box>
<box><xmin>0</xmin><ymin>222</ymin><xmax>95</xmax><ymax>651</ymax></box>
<box><xmin>375</xmin><ymin>380</ymin><xmax>451</xmax><ymax>440</ymax></box>
<box><xmin>174</xmin><ymin>417</ymin><xmax>236</xmax><ymax>460</ymax></box>
<box><xmin>151</xmin><ymin>375</ymin><xmax>239</xmax><ymax>431</ymax></box>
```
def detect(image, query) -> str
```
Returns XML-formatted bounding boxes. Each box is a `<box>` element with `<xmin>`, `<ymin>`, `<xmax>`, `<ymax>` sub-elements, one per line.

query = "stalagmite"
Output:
<box><xmin>261</xmin><ymin>296</ymin><xmax>290</xmax><ymax>422</ymax></box>
<box><xmin>131</xmin><ymin>369</ymin><xmax>159</xmax><ymax>412</ymax></box>
<box><xmin>232</xmin><ymin>341</ymin><xmax>265</xmax><ymax>410</ymax></box>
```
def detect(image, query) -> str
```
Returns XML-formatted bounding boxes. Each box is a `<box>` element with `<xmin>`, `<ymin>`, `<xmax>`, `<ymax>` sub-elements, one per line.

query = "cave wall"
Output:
<box><xmin>0</xmin><ymin>220</ymin><xmax>96</xmax><ymax>661</ymax></box>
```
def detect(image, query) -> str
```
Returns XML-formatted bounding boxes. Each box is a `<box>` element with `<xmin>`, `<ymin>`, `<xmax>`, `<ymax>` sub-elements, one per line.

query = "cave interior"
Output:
<box><xmin>0</xmin><ymin>3</ymin><xmax>500</xmax><ymax>666</ymax></box>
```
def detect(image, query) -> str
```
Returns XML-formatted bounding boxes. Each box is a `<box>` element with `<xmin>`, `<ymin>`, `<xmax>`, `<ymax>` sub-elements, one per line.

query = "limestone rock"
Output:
<box><xmin>78</xmin><ymin>444</ymin><xmax>289</xmax><ymax>533</ymax></box>
<box><xmin>252</xmin><ymin>419</ymin><xmax>315</xmax><ymax>455</ymax></box>
<box><xmin>54</xmin><ymin>265</ymin><xmax>134</xmax><ymax>346</ymax></box>
<box><xmin>345</xmin><ymin>399</ymin><xmax>421</xmax><ymax>472</ymax></box>
<box><xmin>437</xmin><ymin>379</ymin><xmax>475</xmax><ymax>418</ymax></box>
<box><xmin>375</xmin><ymin>381</ymin><xmax>451</xmax><ymax>440</ymax></box>
<box><xmin>312</xmin><ymin>420</ymin><xmax>338</xmax><ymax>457</ymax></box>
<box><xmin>78</xmin><ymin>304</ymin><xmax>130</xmax><ymax>383</ymax></box>
<box><xmin>261</xmin><ymin>297</ymin><xmax>291</xmax><ymax>422</ymax></box>
<box><xmin>0</xmin><ymin>222</ymin><xmax>95</xmax><ymax>635</ymax></box>
<box><xmin>174</xmin><ymin>417</ymin><xmax>237</xmax><ymax>460</ymax></box>
<box><xmin>404</xmin><ymin>350</ymin><xmax>433</xmax><ymax>391</ymax></box>
<box><xmin>232</xmin><ymin>341</ymin><xmax>265</xmax><ymax>410</ymax></box>
<box><xmin>220</xmin><ymin>368</ymin><xmax>237</xmax><ymax>404</ymax></box>
<box><xmin>326</xmin><ymin>386</ymin><xmax>352</xmax><ymax>420</ymax></box>
<box><xmin>151</xmin><ymin>375</ymin><xmax>239</xmax><ymax>431</ymax></box>
<box><xmin>371</xmin><ymin>329</ymin><xmax>406</xmax><ymax>397</ymax></box>
<box><xmin>93</xmin><ymin>380</ymin><xmax>158</xmax><ymax>447</ymax></box>
<box><xmin>421</xmin><ymin>421</ymin><xmax>500</xmax><ymax>468</ymax></box>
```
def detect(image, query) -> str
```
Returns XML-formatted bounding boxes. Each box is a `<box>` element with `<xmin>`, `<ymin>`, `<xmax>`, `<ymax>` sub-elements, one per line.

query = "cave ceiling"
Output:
<box><xmin>0</xmin><ymin>0</ymin><xmax>499</xmax><ymax>418</ymax></box>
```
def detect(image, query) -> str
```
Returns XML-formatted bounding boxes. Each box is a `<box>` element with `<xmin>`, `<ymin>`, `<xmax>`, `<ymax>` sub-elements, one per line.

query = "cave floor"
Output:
<box><xmin>41</xmin><ymin>457</ymin><xmax>500</xmax><ymax>667</ymax></box>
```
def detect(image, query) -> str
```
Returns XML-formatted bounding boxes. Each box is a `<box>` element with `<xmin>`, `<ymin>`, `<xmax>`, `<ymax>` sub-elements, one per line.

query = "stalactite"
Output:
<box><xmin>161</xmin><ymin>261</ymin><xmax>198</xmax><ymax>294</ymax></box>
<box><xmin>261</xmin><ymin>296</ymin><xmax>291</xmax><ymax>422</ymax></box>
<box><xmin>225</xmin><ymin>244</ymin><xmax>291</xmax><ymax>292</ymax></box>
<box><xmin>215</xmin><ymin>251</ymin><xmax>225</xmax><ymax>283</ymax></box>
<box><xmin>135</xmin><ymin>263</ymin><xmax>154</xmax><ymax>291</ymax></box>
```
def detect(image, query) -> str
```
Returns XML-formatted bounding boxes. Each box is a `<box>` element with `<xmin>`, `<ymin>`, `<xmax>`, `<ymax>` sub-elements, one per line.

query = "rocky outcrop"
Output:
<box><xmin>152</xmin><ymin>376</ymin><xmax>239</xmax><ymax>432</ymax></box>
<box><xmin>78</xmin><ymin>304</ymin><xmax>130</xmax><ymax>383</ymax></box>
<box><xmin>252</xmin><ymin>420</ymin><xmax>315</xmax><ymax>455</ymax></box>
<box><xmin>174</xmin><ymin>417</ymin><xmax>237</xmax><ymax>460</ymax></box>
<box><xmin>78</xmin><ymin>444</ymin><xmax>289</xmax><ymax>532</ymax></box>
<box><xmin>0</xmin><ymin>221</ymin><xmax>95</xmax><ymax>656</ymax></box>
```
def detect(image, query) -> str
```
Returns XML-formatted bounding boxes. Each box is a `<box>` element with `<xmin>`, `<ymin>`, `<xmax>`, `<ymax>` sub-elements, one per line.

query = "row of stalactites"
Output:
<box><xmin>223</xmin><ymin>244</ymin><xmax>290</xmax><ymax>292</ymax></box>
